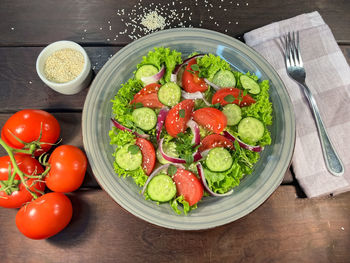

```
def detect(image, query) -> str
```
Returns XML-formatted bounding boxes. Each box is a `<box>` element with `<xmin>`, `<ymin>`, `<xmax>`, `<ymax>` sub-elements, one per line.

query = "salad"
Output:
<box><xmin>109</xmin><ymin>47</ymin><xmax>272</xmax><ymax>215</ymax></box>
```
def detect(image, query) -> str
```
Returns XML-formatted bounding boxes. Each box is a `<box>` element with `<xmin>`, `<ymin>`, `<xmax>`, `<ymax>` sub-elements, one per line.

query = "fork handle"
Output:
<box><xmin>299</xmin><ymin>82</ymin><xmax>344</xmax><ymax>176</ymax></box>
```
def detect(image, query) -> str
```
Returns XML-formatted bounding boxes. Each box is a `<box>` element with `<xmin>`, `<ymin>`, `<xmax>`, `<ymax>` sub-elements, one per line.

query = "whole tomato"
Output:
<box><xmin>16</xmin><ymin>192</ymin><xmax>73</xmax><ymax>239</ymax></box>
<box><xmin>46</xmin><ymin>145</ymin><xmax>87</xmax><ymax>192</ymax></box>
<box><xmin>1</xmin><ymin>109</ymin><xmax>60</xmax><ymax>155</ymax></box>
<box><xmin>0</xmin><ymin>154</ymin><xmax>45</xmax><ymax>208</ymax></box>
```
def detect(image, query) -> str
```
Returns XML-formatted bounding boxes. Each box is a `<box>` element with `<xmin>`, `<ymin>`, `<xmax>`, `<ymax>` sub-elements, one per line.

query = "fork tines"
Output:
<box><xmin>283</xmin><ymin>31</ymin><xmax>303</xmax><ymax>68</ymax></box>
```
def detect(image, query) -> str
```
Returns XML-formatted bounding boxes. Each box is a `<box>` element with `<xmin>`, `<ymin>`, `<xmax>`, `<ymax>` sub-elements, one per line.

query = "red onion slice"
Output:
<box><xmin>204</xmin><ymin>78</ymin><xmax>221</xmax><ymax>91</ymax></box>
<box><xmin>141</xmin><ymin>163</ymin><xmax>185</xmax><ymax>195</ymax></box>
<box><xmin>181</xmin><ymin>90</ymin><xmax>211</xmax><ymax>106</ymax></box>
<box><xmin>192</xmin><ymin>148</ymin><xmax>210</xmax><ymax>162</ymax></box>
<box><xmin>156</xmin><ymin>108</ymin><xmax>169</xmax><ymax>142</ymax></box>
<box><xmin>170</xmin><ymin>54</ymin><xmax>205</xmax><ymax>83</ymax></box>
<box><xmin>223</xmin><ymin>131</ymin><xmax>263</xmax><ymax>152</ymax></box>
<box><xmin>141</xmin><ymin>65</ymin><xmax>165</xmax><ymax>85</ymax></box>
<box><xmin>159</xmin><ymin>138</ymin><xmax>186</xmax><ymax>164</ymax></box>
<box><xmin>111</xmin><ymin>118</ymin><xmax>150</xmax><ymax>139</ymax></box>
<box><xmin>196</xmin><ymin>163</ymin><xmax>233</xmax><ymax>197</ymax></box>
<box><xmin>186</xmin><ymin>119</ymin><xmax>200</xmax><ymax>146</ymax></box>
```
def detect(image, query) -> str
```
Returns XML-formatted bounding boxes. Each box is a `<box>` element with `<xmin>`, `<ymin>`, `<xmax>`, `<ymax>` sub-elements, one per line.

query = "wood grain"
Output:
<box><xmin>0</xmin><ymin>47</ymin><xmax>121</xmax><ymax>112</ymax></box>
<box><xmin>0</xmin><ymin>0</ymin><xmax>349</xmax><ymax>46</ymax></box>
<box><xmin>0</xmin><ymin>186</ymin><xmax>349</xmax><ymax>263</ymax></box>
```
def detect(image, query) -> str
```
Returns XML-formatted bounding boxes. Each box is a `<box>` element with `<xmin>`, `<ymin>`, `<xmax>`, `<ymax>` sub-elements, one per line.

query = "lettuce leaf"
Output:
<box><xmin>197</xmin><ymin>54</ymin><xmax>231</xmax><ymax>81</ymax></box>
<box><xmin>241</xmin><ymin>79</ymin><xmax>272</xmax><ymax>146</ymax></box>
<box><xmin>111</xmin><ymin>78</ymin><xmax>143</xmax><ymax>128</ymax></box>
<box><xmin>113</xmin><ymin>161</ymin><xmax>148</xmax><ymax>187</ymax></box>
<box><xmin>204</xmin><ymin>161</ymin><xmax>243</xmax><ymax>194</ymax></box>
<box><xmin>170</xmin><ymin>195</ymin><xmax>197</xmax><ymax>215</ymax></box>
<box><xmin>241</xmin><ymin>79</ymin><xmax>272</xmax><ymax>126</ymax></box>
<box><xmin>109</xmin><ymin>128</ymin><xmax>147</xmax><ymax>187</ymax></box>
<box><xmin>138</xmin><ymin>47</ymin><xmax>183</xmax><ymax>83</ymax></box>
<box><xmin>109</xmin><ymin>127</ymin><xmax>135</xmax><ymax>146</ymax></box>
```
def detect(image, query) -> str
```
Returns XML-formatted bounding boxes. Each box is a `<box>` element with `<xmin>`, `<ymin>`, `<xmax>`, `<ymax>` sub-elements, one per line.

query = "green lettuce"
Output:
<box><xmin>138</xmin><ymin>47</ymin><xmax>183</xmax><ymax>83</ymax></box>
<box><xmin>109</xmin><ymin>128</ymin><xmax>147</xmax><ymax>187</ymax></box>
<box><xmin>204</xmin><ymin>161</ymin><xmax>243</xmax><ymax>194</ymax></box>
<box><xmin>111</xmin><ymin>78</ymin><xmax>143</xmax><ymax>128</ymax></box>
<box><xmin>171</xmin><ymin>195</ymin><xmax>197</xmax><ymax>215</ymax></box>
<box><xmin>109</xmin><ymin>127</ymin><xmax>135</xmax><ymax>146</ymax></box>
<box><xmin>197</xmin><ymin>54</ymin><xmax>231</xmax><ymax>81</ymax></box>
<box><xmin>241</xmin><ymin>79</ymin><xmax>272</xmax><ymax>146</ymax></box>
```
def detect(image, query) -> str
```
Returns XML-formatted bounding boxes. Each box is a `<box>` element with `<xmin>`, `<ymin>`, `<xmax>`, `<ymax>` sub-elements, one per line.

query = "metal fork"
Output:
<box><xmin>283</xmin><ymin>31</ymin><xmax>344</xmax><ymax>177</ymax></box>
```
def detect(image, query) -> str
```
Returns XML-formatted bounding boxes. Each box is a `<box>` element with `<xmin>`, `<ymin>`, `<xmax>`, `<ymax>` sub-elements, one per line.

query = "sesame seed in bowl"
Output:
<box><xmin>36</xmin><ymin>40</ymin><xmax>92</xmax><ymax>95</ymax></box>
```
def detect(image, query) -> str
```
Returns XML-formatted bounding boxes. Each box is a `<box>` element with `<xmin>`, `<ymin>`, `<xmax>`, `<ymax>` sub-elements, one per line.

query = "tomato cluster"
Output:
<box><xmin>0</xmin><ymin>109</ymin><xmax>87</xmax><ymax>239</ymax></box>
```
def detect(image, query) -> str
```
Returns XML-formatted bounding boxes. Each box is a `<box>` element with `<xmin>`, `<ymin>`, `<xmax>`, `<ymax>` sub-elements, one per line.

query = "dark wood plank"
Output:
<box><xmin>0</xmin><ymin>0</ymin><xmax>349</xmax><ymax>46</ymax></box>
<box><xmin>1</xmin><ymin>45</ymin><xmax>349</xmax><ymax>112</ymax></box>
<box><xmin>0</xmin><ymin>46</ymin><xmax>121</xmax><ymax>112</ymax></box>
<box><xmin>0</xmin><ymin>186</ymin><xmax>349</xmax><ymax>262</ymax></box>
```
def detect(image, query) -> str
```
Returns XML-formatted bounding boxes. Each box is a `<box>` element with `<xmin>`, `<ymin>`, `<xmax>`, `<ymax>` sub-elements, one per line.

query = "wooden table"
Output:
<box><xmin>1</xmin><ymin>1</ymin><xmax>349</xmax><ymax>262</ymax></box>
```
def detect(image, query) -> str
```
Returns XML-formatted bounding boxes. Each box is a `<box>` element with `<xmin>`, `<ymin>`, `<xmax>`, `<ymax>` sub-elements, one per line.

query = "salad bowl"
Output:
<box><xmin>82</xmin><ymin>28</ymin><xmax>295</xmax><ymax>230</ymax></box>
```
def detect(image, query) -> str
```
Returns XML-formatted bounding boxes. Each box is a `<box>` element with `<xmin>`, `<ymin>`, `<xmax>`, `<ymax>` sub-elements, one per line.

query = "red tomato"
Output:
<box><xmin>192</xmin><ymin>107</ymin><xmax>227</xmax><ymax>134</ymax></box>
<box><xmin>45</xmin><ymin>145</ymin><xmax>87</xmax><ymax>192</ymax></box>
<box><xmin>135</xmin><ymin>138</ymin><xmax>156</xmax><ymax>176</ymax></box>
<box><xmin>172</xmin><ymin>169</ymin><xmax>203</xmax><ymax>206</ymax></box>
<box><xmin>0</xmin><ymin>155</ymin><xmax>45</xmax><ymax>208</ymax></box>
<box><xmin>16</xmin><ymin>192</ymin><xmax>73</xmax><ymax>239</ymax></box>
<box><xmin>130</xmin><ymin>83</ymin><xmax>164</xmax><ymax>109</ymax></box>
<box><xmin>211</xmin><ymin>88</ymin><xmax>256</xmax><ymax>107</ymax></box>
<box><xmin>199</xmin><ymin>134</ymin><xmax>234</xmax><ymax>152</ymax></box>
<box><xmin>182</xmin><ymin>59</ymin><xmax>208</xmax><ymax>93</ymax></box>
<box><xmin>1</xmin><ymin>109</ymin><xmax>60</xmax><ymax>155</ymax></box>
<box><xmin>165</xmin><ymin>99</ymin><xmax>195</xmax><ymax>137</ymax></box>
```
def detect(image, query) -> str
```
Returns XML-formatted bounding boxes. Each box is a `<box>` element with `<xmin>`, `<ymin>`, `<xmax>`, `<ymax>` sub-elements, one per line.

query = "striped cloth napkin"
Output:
<box><xmin>243</xmin><ymin>11</ymin><xmax>350</xmax><ymax>197</ymax></box>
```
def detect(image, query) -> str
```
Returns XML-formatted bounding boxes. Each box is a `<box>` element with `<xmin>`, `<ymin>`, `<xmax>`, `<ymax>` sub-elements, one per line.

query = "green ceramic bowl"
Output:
<box><xmin>82</xmin><ymin>28</ymin><xmax>295</xmax><ymax>230</ymax></box>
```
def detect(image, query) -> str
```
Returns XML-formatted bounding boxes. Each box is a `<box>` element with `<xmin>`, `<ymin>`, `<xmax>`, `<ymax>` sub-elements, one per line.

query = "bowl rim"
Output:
<box><xmin>82</xmin><ymin>27</ymin><xmax>296</xmax><ymax>230</ymax></box>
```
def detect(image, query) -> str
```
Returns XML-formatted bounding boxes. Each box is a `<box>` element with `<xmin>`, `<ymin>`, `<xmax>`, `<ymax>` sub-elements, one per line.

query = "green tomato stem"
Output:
<box><xmin>0</xmin><ymin>138</ymin><xmax>38</xmax><ymax>199</ymax></box>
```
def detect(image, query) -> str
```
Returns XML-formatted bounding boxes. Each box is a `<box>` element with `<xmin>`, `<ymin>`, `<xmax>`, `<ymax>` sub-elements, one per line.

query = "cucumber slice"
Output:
<box><xmin>156</xmin><ymin>141</ymin><xmax>179</xmax><ymax>165</ymax></box>
<box><xmin>147</xmin><ymin>174</ymin><xmax>177</xmax><ymax>202</ymax></box>
<box><xmin>206</xmin><ymin>147</ymin><xmax>233</xmax><ymax>172</ymax></box>
<box><xmin>212</xmin><ymin>70</ymin><xmax>236</xmax><ymax>87</ymax></box>
<box><xmin>240</xmin><ymin>75</ymin><xmax>260</xmax><ymax>94</ymax></box>
<box><xmin>135</xmin><ymin>65</ymin><xmax>159</xmax><ymax>85</ymax></box>
<box><xmin>222</xmin><ymin>104</ymin><xmax>242</xmax><ymax>126</ymax></box>
<box><xmin>238</xmin><ymin>117</ymin><xmax>264</xmax><ymax>144</ymax></box>
<box><xmin>158</xmin><ymin>82</ymin><xmax>181</xmax><ymax>107</ymax></box>
<box><xmin>115</xmin><ymin>143</ymin><xmax>142</xmax><ymax>171</ymax></box>
<box><xmin>132</xmin><ymin>107</ymin><xmax>157</xmax><ymax>131</ymax></box>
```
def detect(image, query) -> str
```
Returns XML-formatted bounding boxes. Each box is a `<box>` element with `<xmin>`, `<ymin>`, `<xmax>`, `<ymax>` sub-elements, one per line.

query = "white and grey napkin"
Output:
<box><xmin>244</xmin><ymin>11</ymin><xmax>350</xmax><ymax>197</ymax></box>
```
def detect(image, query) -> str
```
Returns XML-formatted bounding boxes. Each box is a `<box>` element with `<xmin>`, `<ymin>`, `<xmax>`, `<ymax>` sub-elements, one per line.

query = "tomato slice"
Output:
<box><xmin>130</xmin><ymin>83</ymin><xmax>164</xmax><ymax>109</ymax></box>
<box><xmin>172</xmin><ymin>169</ymin><xmax>203</xmax><ymax>206</ymax></box>
<box><xmin>135</xmin><ymin>138</ymin><xmax>156</xmax><ymax>176</ymax></box>
<box><xmin>199</xmin><ymin>134</ymin><xmax>234</xmax><ymax>152</ymax></box>
<box><xmin>133</xmin><ymin>83</ymin><xmax>161</xmax><ymax>99</ymax></box>
<box><xmin>130</xmin><ymin>93</ymin><xmax>164</xmax><ymax>108</ymax></box>
<box><xmin>211</xmin><ymin>88</ymin><xmax>256</xmax><ymax>107</ymax></box>
<box><xmin>182</xmin><ymin>59</ymin><xmax>208</xmax><ymax>93</ymax></box>
<box><xmin>192</xmin><ymin>107</ymin><xmax>227</xmax><ymax>134</ymax></box>
<box><xmin>165</xmin><ymin>99</ymin><xmax>195</xmax><ymax>138</ymax></box>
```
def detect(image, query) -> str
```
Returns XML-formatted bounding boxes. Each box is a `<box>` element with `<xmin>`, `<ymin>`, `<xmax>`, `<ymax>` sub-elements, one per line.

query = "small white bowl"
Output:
<box><xmin>36</xmin><ymin>40</ymin><xmax>92</xmax><ymax>95</ymax></box>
